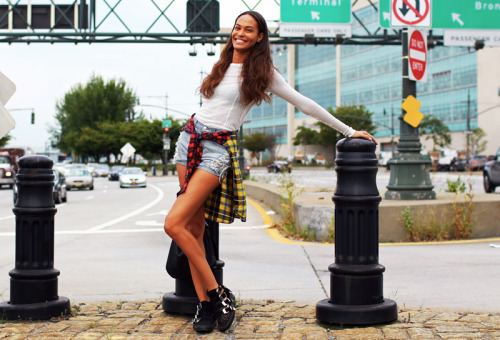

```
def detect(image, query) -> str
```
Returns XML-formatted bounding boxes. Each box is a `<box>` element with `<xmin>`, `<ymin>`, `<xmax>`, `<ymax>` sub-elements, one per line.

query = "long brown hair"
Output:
<box><xmin>199</xmin><ymin>11</ymin><xmax>274</xmax><ymax>106</ymax></box>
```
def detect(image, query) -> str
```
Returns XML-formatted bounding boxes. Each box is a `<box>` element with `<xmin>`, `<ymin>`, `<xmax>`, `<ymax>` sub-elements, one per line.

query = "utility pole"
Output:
<box><xmin>385</xmin><ymin>28</ymin><xmax>435</xmax><ymax>200</ymax></box>
<box><xmin>199</xmin><ymin>69</ymin><xmax>204</xmax><ymax>107</ymax></box>
<box><xmin>391</xmin><ymin>106</ymin><xmax>395</xmax><ymax>159</ymax></box>
<box><xmin>466</xmin><ymin>89</ymin><xmax>471</xmax><ymax>161</ymax></box>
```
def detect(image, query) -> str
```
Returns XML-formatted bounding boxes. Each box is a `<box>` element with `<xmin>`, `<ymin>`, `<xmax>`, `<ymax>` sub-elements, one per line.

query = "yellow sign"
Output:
<box><xmin>402</xmin><ymin>95</ymin><xmax>424</xmax><ymax>127</ymax></box>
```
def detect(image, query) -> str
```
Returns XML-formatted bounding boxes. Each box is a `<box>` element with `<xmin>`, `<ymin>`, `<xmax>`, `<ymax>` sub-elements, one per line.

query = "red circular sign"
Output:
<box><xmin>392</xmin><ymin>0</ymin><xmax>430</xmax><ymax>25</ymax></box>
<box><xmin>409</xmin><ymin>30</ymin><xmax>427</xmax><ymax>81</ymax></box>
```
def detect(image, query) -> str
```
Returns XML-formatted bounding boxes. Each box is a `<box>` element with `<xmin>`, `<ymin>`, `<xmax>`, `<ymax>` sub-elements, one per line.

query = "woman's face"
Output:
<box><xmin>232</xmin><ymin>14</ymin><xmax>264</xmax><ymax>55</ymax></box>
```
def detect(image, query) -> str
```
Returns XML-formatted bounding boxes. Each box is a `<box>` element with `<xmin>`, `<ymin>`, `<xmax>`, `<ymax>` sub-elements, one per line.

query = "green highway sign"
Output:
<box><xmin>380</xmin><ymin>0</ymin><xmax>500</xmax><ymax>29</ymax></box>
<box><xmin>379</xmin><ymin>0</ymin><xmax>391</xmax><ymax>28</ymax></box>
<box><xmin>162</xmin><ymin>119</ymin><xmax>172</xmax><ymax>128</ymax></box>
<box><xmin>280</xmin><ymin>0</ymin><xmax>352</xmax><ymax>24</ymax></box>
<box><xmin>433</xmin><ymin>0</ymin><xmax>500</xmax><ymax>29</ymax></box>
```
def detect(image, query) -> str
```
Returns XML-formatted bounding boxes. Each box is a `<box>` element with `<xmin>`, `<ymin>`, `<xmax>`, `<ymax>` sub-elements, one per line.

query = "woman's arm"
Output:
<box><xmin>268</xmin><ymin>70</ymin><xmax>377</xmax><ymax>143</ymax></box>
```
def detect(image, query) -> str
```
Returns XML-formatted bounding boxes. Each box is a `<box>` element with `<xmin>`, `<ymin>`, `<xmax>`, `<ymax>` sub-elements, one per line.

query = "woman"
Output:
<box><xmin>164</xmin><ymin>10</ymin><xmax>377</xmax><ymax>333</ymax></box>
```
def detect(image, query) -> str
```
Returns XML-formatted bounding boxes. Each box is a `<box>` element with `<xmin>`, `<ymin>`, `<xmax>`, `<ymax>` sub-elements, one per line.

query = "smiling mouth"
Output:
<box><xmin>234</xmin><ymin>38</ymin><xmax>246</xmax><ymax>44</ymax></box>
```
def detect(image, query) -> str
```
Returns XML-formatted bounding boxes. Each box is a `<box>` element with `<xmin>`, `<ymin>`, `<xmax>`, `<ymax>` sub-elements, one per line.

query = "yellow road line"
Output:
<box><xmin>246</xmin><ymin>198</ymin><xmax>500</xmax><ymax>247</ymax></box>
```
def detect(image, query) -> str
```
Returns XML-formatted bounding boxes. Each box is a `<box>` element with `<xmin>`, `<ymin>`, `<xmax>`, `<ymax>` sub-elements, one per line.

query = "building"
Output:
<box><xmin>244</xmin><ymin>1</ymin><xmax>500</xmax><ymax>164</ymax></box>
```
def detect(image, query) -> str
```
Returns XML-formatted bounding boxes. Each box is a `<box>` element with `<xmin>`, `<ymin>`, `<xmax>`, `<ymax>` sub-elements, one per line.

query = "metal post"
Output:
<box><xmin>385</xmin><ymin>29</ymin><xmax>436</xmax><ymax>200</ymax></box>
<box><xmin>316</xmin><ymin>138</ymin><xmax>397</xmax><ymax>325</ymax></box>
<box><xmin>391</xmin><ymin>106</ymin><xmax>395</xmax><ymax>158</ymax></box>
<box><xmin>162</xmin><ymin>220</ymin><xmax>224</xmax><ymax>315</ymax></box>
<box><xmin>0</xmin><ymin>155</ymin><xmax>70</xmax><ymax>320</ymax></box>
<box><xmin>466</xmin><ymin>89</ymin><xmax>471</xmax><ymax>162</ymax></box>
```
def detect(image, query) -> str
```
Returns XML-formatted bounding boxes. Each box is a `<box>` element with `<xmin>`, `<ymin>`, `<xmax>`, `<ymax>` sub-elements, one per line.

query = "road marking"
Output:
<box><xmin>86</xmin><ymin>196</ymin><xmax>95</xmax><ymax>200</ymax></box>
<box><xmin>86</xmin><ymin>183</ymin><xmax>164</xmax><ymax>232</ymax></box>
<box><xmin>134</xmin><ymin>220</ymin><xmax>268</xmax><ymax>230</ymax></box>
<box><xmin>146</xmin><ymin>210</ymin><xmax>169</xmax><ymax>216</ymax></box>
<box><xmin>0</xmin><ymin>215</ymin><xmax>14</xmax><ymax>221</ymax></box>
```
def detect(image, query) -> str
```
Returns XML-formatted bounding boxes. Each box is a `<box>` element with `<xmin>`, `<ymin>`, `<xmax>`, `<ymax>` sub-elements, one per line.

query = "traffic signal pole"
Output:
<box><xmin>385</xmin><ymin>29</ymin><xmax>435</xmax><ymax>200</ymax></box>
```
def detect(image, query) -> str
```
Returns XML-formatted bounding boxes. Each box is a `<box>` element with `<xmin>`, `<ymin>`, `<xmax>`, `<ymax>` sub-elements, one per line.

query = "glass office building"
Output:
<box><xmin>244</xmin><ymin>3</ymin><xmax>483</xmax><ymax>160</ymax></box>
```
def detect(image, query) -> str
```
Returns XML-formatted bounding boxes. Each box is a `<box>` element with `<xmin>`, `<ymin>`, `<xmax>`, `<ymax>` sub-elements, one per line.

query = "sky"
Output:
<box><xmin>2</xmin><ymin>0</ymin><xmax>280</xmax><ymax>153</ymax></box>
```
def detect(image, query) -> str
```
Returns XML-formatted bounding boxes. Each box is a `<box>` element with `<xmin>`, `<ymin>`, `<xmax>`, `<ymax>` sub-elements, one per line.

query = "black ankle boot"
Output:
<box><xmin>207</xmin><ymin>285</ymin><xmax>236</xmax><ymax>332</ymax></box>
<box><xmin>192</xmin><ymin>301</ymin><xmax>216</xmax><ymax>333</ymax></box>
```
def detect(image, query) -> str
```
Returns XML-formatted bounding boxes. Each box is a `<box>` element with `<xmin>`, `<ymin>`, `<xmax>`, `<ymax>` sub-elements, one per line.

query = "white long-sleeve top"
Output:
<box><xmin>195</xmin><ymin>63</ymin><xmax>355</xmax><ymax>137</ymax></box>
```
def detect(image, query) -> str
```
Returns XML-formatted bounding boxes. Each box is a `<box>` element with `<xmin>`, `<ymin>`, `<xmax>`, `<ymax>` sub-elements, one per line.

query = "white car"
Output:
<box><xmin>119</xmin><ymin>167</ymin><xmax>147</xmax><ymax>188</ymax></box>
<box><xmin>66</xmin><ymin>168</ymin><xmax>94</xmax><ymax>190</ymax></box>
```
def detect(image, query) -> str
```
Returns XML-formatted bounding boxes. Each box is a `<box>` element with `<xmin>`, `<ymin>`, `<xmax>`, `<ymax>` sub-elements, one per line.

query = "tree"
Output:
<box><xmin>0</xmin><ymin>134</ymin><xmax>12</xmax><ymax>147</ymax></box>
<box><xmin>293</xmin><ymin>125</ymin><xmax>319</xmax><ymax>155</ymax></box>
<box><xmin>292</xmin><ymin>105</ymin><xmax>376</xmax><ymax>158</ymax></box>
<box><xmin>242</xmin><ymin>132</ymin><xmax>267</xmax><ymax>164</ymax></box>
<box><xmin>419</xmin><ymin>115</ymin><xmax>451</xmax><ymax>150</ymax></box>
<box><xmin>53</xmin><ymin>74</ymin><xmax>137</xmax><ymax>158</ymax></box>
<box><xmin>470</xmin><ymin>127</ymin><xmax>487</xmax><ymax>155</ymax></box>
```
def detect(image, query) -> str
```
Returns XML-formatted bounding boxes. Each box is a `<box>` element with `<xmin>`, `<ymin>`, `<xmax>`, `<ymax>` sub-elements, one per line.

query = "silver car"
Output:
<box><xmin>66</xmin><ymin>168</ymin><xmax>94</xmax><ymax>190</ymax></box>
<box><xmin>119</xmin><ymin>167</ymin><xmax>147</xmax><ymax>188</ymax></box>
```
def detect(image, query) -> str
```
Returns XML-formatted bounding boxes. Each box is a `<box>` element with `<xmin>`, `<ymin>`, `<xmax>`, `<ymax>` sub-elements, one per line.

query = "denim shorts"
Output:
<box><xmin>173</xmin><ymin>118</ymin><xmax>231</xmax><ymax>180</ymax></box>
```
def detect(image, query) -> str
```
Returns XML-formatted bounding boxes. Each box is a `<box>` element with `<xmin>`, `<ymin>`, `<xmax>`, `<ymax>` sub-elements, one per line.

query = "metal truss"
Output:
<box><xmin>0</xmin><ymin>0</ymin><xmax>443</xmax><ymax>46</ymax></box>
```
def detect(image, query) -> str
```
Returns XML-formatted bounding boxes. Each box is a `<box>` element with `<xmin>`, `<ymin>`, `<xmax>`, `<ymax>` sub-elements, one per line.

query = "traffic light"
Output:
<box><xmin>164</xmin><ymin>127</ymin><xmax>170</xmax><ymax>133</ymax></box>
<box><xmin>31</xmin><ymin>111</ymin><xmax>35</xmax><ymax>124</ymax></box>
<box><xmin>186</xmin><ymin>0</ymin><xmax>219</xmax><ymax>33</ymax></box>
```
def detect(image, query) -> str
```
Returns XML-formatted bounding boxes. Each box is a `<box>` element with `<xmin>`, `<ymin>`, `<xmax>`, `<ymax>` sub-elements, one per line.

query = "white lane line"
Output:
<box><xmin>86</xmin><ymin>196</ymin><xmax>95</xmax><ymax>200</ymax></box>
<box><xmin>86</xmin><ymin>183</ymin><xmax>164</xmax><ymax>232</ymax></box>
<box><xmin>0</xmin><ymin>215</ymin><xmax>14</xmax><ymax>221</ymax></box>
<box><xmin>135</xmin><ymin>220</ymin><xmax>269</xmax><ymax>230</ymax></box>
<box><xmin>0</xmin><ymin>224</ymin><xmax>269</xmax><ymax>237</ymax></box>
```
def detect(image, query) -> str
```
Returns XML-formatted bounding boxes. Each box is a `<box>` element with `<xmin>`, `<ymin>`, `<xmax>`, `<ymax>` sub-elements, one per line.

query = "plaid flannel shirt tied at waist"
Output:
<box><xmin>177</xmin><ymin>115</ymin><xmax>246</xmax><ymax>224</ymax></box>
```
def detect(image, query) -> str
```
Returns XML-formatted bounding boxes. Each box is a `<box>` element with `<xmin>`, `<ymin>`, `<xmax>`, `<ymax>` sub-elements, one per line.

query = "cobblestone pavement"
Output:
<box><xmin>1</xmin><ymin>300</ymin><xmax>500</xmax><ymax>339</ymax></box>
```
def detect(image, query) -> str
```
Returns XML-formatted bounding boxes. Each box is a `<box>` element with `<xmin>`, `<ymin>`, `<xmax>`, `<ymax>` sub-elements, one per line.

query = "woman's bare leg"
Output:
<box><xmin>176</xmin><ymin>164</ymin><xmax>210</xmax><ymax>301</ymax></box>
<box><xmin>165</xmin><ymin>164</ymin><xmax>221</xmax><ymax>299</ymax></box>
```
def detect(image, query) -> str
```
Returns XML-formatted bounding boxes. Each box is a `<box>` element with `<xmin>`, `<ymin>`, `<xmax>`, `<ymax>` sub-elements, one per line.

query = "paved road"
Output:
<box><xmin>0</xmin><ymin>174</ymin><xmax>499</xmax><ymax>312</ymax></box>
<box><xmin>248</xmin><ymin>167</ymin><xmax>491</xmax><ymax>194</ymax></box>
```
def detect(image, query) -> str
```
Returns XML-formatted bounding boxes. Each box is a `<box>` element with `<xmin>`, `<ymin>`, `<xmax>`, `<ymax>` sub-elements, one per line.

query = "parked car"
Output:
<box><xmin>119</xmin><ymin>167</ymin><xmax>147</xmax><ymax>188</ymax></box>
<box><xmin>467</xmin><ymin>155</ymin><xmax>488</xmax><ymax>171</ymax></box>
<box><xmin>13</xmin><ymin>169</ymin><xmax>67</xmax><ymax>204</ymax></box>
<box><xmin>267</xmin><ymin>160</ymin><xmax>292</xmax><ymax>173</ymax></box>
<box><xmin>450</xmin><ymin>157</ymin><xmax>467</xmax><ymax>172</ymax></box>
<box><xmin>483</xmin><ymin>152</ymin><xmax>500</xmax><ymax>193</ymax></box>
<box><xmin>66</xmin><ymin>168</ymin><xmax>94</xmax><ymax>190</ymax></box>
<box><xmin>108</xmin><ymin>165</ymin><xmax>125</xmax><ymax>181</ymax></box>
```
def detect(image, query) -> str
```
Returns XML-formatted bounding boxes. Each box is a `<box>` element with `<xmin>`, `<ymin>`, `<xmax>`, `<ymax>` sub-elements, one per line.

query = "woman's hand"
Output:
<box><xmin>351</xmin><ymin>131</ymin><xmax>378</xmax><ymax>145</ymax></box>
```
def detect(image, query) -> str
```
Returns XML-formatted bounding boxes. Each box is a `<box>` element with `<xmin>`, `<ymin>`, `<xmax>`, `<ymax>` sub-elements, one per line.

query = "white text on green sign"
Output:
<box><xmin>433</xmin><ymin>0</ymin><xmax>500</xmax><ymax>30</ymax></box>
<box><xmin>380</xmin><ymin>0</ymin><xmax>500</xmax><ymax>29</ymax></box>
<box><xmin>280</xmin><ymin>0</ymin><xmax>352</xmax><ymax>24</ymax></box>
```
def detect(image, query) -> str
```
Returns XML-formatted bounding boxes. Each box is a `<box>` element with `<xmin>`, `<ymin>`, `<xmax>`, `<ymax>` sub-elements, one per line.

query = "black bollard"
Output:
<box><xmin>0</xmin><ymin>155</ymin><xmax>70</xmax><ymax>320</ymax></box>
<box><xmin>316</xmin><ymin>138</ymin><xmax>397</xmax><ymax>325</ymax></box>
<box><xmin>162</xmin><ymin>219</ymin><xmax>224</xmax><ymax>315</ymax></box>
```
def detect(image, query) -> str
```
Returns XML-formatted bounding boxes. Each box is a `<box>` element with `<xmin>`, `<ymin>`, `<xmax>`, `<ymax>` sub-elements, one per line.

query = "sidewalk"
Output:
<box><xmin>1</xmin><ymin>299</ymin><xmax>500</xmax><ymax>339</ymax></box>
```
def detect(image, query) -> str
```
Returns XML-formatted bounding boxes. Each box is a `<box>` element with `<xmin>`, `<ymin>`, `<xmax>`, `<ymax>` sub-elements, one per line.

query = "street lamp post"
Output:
<box><xmin>384</xmin><ymin>29</ymin><xmax>435</xmax><ymax>200</ymax></box>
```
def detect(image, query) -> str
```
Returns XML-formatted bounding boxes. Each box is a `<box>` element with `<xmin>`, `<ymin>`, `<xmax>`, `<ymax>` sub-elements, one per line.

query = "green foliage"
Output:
<box><xmin>401</xmin><ymin>206</ymin><xmax>450</xmax><ymax>242</ymax></box>
<box><xmin>450</xmin><ymin>183</ymin><xmax>474</xmax><ymax>240</ymax></box>
<box><xmin>401</xmin><ymin>182</ymin><xmax>475</xmax><ymax>241</ymax></box>
<box><xmin>53</xmin><ymin>74</ymin><xmax>137</xmax><ymax>156</ymax></box>
<box><xmin>292</xmin><ymin>105</ymin><xmax>376</xmax><ymax>158</ymax></box>
<box><xmin>324</xmin><ymin>215</ymin><xmax>335</xmax><ymax>243</ymax></box>
<box><xmin>470</xmin><ymin>127</ymin><xmax>487</xmax><ymax>155</ymax></box>
<box><xmin>420</xmin><ymin>115</ymin><xmax>451</xmax><ymax>150</ymax></box>
<box><xmin>276</xmin><ymin>174</ymin><xmax>312</xmax><ymax>240</ymax></box>
<box><xmin>242</xmin><ymin>132</ymin><xmax>276</xmax><ymax>164</ymax></box>
<box><xmin>446</xmin><ymin>177</ymin><xmax>466</xmax><ymax>193</ymax></box>
<box><xmin>0</xmin><ymin>134</ymin><xmax>11</xmax><ymax>147</ymax></box>
<box><xmin>293</xmin><ymin>125</ymin><xmax>319</xmax><ymax>146</ymax></box>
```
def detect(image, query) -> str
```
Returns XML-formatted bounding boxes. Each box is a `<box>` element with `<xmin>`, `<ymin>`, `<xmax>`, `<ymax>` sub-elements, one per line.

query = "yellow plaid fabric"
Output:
<box><xmin>205</xmin><ymin>131</ymin><xmax>247</xmax><ymax>224</ymax></box>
